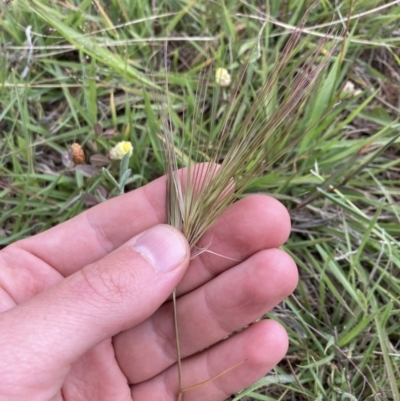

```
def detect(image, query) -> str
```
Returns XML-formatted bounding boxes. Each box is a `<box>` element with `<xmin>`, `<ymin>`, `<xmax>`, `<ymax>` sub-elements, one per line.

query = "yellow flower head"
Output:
<box><xmin>215</xmin><ymin>67</ymin><xmax>232</xmax><ymax>87</ymax></box>
<box><xmin>109</xmin><ymin>141</ymin><xmax>133</xmax><ymax>161</ymax></box>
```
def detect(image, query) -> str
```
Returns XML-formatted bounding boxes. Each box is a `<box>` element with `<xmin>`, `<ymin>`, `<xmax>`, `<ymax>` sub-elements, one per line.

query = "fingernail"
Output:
<box><xmin>132</xmin><ymin>225</ymin><xmax>188</xmax><ymax>273</ymax></box>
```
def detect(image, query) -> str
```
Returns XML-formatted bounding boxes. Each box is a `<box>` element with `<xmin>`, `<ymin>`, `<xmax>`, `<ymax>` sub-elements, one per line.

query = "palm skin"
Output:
<box><xmin>0</xmin><ymin>172</ymin><xmax>297</xmax><ymax>401</ymax></box>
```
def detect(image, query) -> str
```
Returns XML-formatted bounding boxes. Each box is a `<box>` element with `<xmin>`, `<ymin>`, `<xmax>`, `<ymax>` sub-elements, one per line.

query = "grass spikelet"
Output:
<box><xmin>159</xmin><ymin>15</ymin><xmax>338</xmax><ymax>401</ymax></box>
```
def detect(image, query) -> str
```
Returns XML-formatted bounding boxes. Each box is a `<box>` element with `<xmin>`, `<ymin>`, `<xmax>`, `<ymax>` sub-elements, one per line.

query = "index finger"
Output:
<box><xmin>14</xmin><ymin>174</ymin><xmax>168</xmax><ymax>277</ymax></box>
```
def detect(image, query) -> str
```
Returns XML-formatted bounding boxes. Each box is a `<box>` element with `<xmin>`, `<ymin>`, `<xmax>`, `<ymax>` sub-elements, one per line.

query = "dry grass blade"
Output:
<box><xmin>159</xmin><ymin>18</ymin><xmax>337</xmax><ymax>401</ymax></box>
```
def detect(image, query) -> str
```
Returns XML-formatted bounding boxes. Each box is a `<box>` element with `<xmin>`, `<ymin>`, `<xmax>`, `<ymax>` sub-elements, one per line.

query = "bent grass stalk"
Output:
<box><xmin>160</xmin><ymin>20</ymin><xmax>338</xmax><ymax>401</ymax></box>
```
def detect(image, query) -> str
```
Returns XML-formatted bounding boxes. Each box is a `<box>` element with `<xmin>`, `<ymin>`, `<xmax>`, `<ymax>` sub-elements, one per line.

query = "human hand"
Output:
<box><xmin>0</xmin><ymin>172</ymin><xmax>297</xmax><ymax>401</ymax></box>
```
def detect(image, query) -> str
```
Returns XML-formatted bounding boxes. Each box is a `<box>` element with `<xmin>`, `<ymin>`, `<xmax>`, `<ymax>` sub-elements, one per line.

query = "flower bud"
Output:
<box><xmin>109</xmin><ymin>141</ymin><xmax>133</xmax><ymax>161</ymax></box>
<box><xmin>70</xmin><ymin>143</ymin><xmax>85</xmax><ymax>164</ymax></box>
<box><xmin>215</xmin><ymin>68</ymin><xmax>232</xmax><ymax>87</ymax></box>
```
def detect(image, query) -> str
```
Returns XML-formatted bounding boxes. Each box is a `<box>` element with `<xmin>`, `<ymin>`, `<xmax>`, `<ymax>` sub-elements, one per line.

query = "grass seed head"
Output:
<box><xmin>161</xmin><ymin>25</ymin><xmax>336</xmax><ymax>249</ymax></box>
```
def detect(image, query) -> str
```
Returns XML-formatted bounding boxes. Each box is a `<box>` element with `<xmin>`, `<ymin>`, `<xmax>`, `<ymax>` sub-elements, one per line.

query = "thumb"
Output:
<box><xmin>0</xmin><ymin>224</ymin><xmax>189</xmax><ymax>375</ymax></box>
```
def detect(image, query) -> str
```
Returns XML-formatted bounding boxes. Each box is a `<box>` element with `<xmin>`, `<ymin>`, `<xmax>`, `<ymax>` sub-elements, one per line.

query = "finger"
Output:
<box><xmin>0</xmin><ymin>225</ymin><xmax>189</xmax><ymax>399</ymax></box>
<box><xmin>10</xmin><ymin>173</ymin><xmax>169</xmax><ymax>277</ymax></box>
<box><xmin>130</xmin><ymin>320</ymin><xmax>288</xmax><ymax>401</ymax></box>
<box><xmin>177</xmin><ymin>194</ymin><xmax>291</xmax><ymax>295</ymax></box>
<box><xmin>114</xmin><ymin>248</ymin><xmax>297</xmax><ymax>383</ymax></box>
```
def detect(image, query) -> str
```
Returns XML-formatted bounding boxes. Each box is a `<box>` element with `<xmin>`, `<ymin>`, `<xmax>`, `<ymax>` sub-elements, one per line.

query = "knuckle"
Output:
<box><xmin>78</xmin><ymin>254</ymin><xmax>134</xmax><ymax>305</ymax></box>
